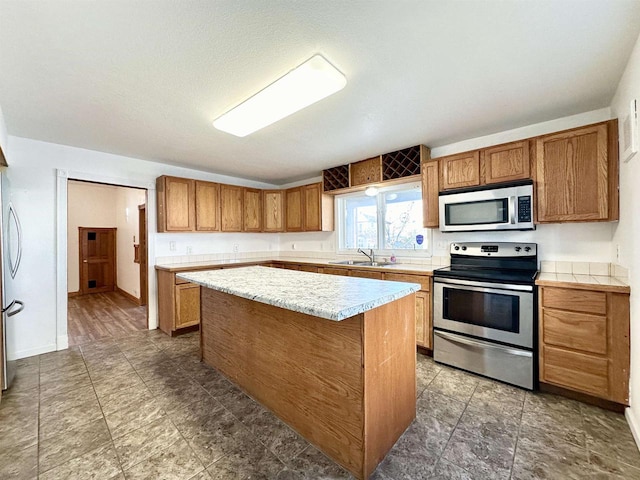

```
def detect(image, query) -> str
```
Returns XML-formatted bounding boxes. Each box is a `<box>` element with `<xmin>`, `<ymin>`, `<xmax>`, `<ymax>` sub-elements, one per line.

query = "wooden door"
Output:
<box><xmin>535</xmin><ymin>123</ymin><xmax>611</xmax><ymax>222</ymax></box>
<box><xmin>79</xmin><ymin>227</ymin><xmax>116</xmax><ymax>295</ymax></box>
<box><xmin>243</xmin><ymin>188</ymin><xmax>263</xmax><ymax>232</ymax></box>
<box><xmin>439</xmin><ymin>151</ymin><xmax>480</xmax><ymax>190</ymax></box>
<box><xmin>263</xmin><ymin>190</ymin><xmax>284</xmax><ymax>232</ymax></box>
<box><xmin>195</xmin><ymin>181</ymin><xmax>220</xmax><ymax>231</ymax></box>
<box><xmin>480</xmin><ymin>140</ymin><xmax>530</xmax><ymax>185</ymax></box>
<box><xmin>138</xmin><ymin>204</ymin><xmax>147</xmax><ymax>307</ymax></box>
<box><xmin>303</xmin><ymin>183</ymin><xmax>322</xmax><ymax>231</ymax></box>
<box><xmin>285</xmin><ymin>187</ymin><xmax>304</xmax><ymax>232</ymax></box>
<box><xmin>220</xmin><ymin>184</ymin><xmax>243</xmax><ymax>232</ymax></box>
<box><xmin>421</xmin><ymin>159</ymin><xmax>439</xmax><ymax>228</ymax></box>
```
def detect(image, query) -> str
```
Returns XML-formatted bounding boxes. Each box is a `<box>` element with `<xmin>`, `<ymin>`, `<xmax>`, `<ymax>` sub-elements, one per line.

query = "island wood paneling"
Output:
<box><xmin>200</xmin><ymin>288</ymin><xmax>416</xmax><ymax>479</ymax></box>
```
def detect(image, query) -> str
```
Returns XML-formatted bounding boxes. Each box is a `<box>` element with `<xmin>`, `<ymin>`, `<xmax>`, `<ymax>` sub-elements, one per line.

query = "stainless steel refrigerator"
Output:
<box><xmin>1</xmin><ymin>171</ymin><xmax>24</xmax><ymax>390</ymax></box>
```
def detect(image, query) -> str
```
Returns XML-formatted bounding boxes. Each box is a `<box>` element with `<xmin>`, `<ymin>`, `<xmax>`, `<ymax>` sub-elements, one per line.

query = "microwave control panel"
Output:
<box><xmin>517</xmin><ymin>196</ymin><xmax>532</xmax><ymax>222</ymax></box>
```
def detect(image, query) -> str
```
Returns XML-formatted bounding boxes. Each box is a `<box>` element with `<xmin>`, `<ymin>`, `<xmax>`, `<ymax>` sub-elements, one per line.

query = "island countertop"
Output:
<box><xmin>177</xmin><ymin>265</ymin><xmax>420</xmax><ymax>321</ymax></box>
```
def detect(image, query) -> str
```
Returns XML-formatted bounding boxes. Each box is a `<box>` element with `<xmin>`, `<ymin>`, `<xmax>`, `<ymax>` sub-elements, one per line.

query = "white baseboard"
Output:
<box><xmin>57</xmin><ymin>335</ymin><xmax>69</xmax><ymax>351</ymax></box>
<box><xmin>8</xmin><ymin>343</ymin><xmax>57</xmax><ymax>361</ymax></box>
<box><xmin>626</xmin><ymin>407</ymin><xmax>640</xmax><ymax>452</ymax></box>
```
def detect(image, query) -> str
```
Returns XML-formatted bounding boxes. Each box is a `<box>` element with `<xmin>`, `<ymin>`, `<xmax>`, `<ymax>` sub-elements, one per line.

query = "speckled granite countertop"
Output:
<box><xmin>535</xmin><ymin>272</ymin><xmax>630</xmax><ymax>293</ymax></box>
<box><xmin>177</xmin><ymin>266</ymin><xmax>421</xmax><ymax>321</ymax></box>
<box><xmin>156</xmin><ymin>257</ymin><xmax>437</xmax><ymax>275</ymax></box>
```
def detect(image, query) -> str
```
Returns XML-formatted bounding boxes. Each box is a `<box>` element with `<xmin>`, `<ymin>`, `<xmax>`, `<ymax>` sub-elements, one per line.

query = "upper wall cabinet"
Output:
<box><xmin>303</xmin><ymin>183</ymin><xmax>334</xmax><ymax>232</ymax></box>
<box><xmin>220</xmin><ymin>184</ymin><xmax>244</xmax><ymax>232</ymax></box>
<box><xmin>535</xmin><ymin>120</ymin><xmax>618</xmax><ymax>223</ymax></box>
<box><xmin>350</xmin><ymin>156</ymin><xmax>382</xmax><ymax>186</ymax></box>
<box><xmin>480</xmin><ymin>141</ymin><xmax>530</xmax><ymax>185</ymax></box>
<box><xmin>243</xmin><ymin>188</ymin><xmax>263</xmax><ymax>232</ymax></box>
<box><xmin>263</xmin><ymin>190</ymin><xmax>285</xmax><ymax>232</ymax></box>
<box><xmin>439</xmin><ymin>151</ymin><xmax>480</xmax><ymax>190</ymax></box>
<box><xmin>157</xmin><ymin>176</ymin><xmax>195</xmax><ymax>232</ymax></box>
<box><xmin>285</xmin><ymin>187</ymin><xmax>304</xmax><ymax>232</ymax></box>
<box><xmin>195</xmin><ymin>181</ymin><xmax>220</xmax><ymax>232</ymax></box>
<box><xmin>421</xmin><ymin>159</ymin><xmax>439</xmax><ymax>228</ymax></box>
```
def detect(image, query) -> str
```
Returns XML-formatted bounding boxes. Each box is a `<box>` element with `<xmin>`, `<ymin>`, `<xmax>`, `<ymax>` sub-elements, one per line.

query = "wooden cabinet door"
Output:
<box><xmin>195</xmin><ymin>181</ymin><xmax>220</xmax><ymax>231</ymax></box>
<box><xmin>263</xmin><ymin>190</ymin><xmax>284</xmax><ymax>232</ymax></box>
<box><xmin>157</xmin><ymin>176</ymin><xmax>195</xmax><ymax>232</ymax></box>
<box><xmin>480</xmin><ymin>141</ymin><xmax>530</xmax><ymax>185</ymax></box>
<box><xmin>535</xmin><ymin>122</ymin><xmax>613</xmax><ymax>222</ymax></box>
<box><xmin>415</xmin><ymin>291</ymin><xmax>431</xmax><ymax>349</ymax></box>
<box><xmin>175</xmin><ymin>283</ymin><xmax>200</xmax><ymax>329</ymax></box>
<box><xmin>350</xmin><ymin>156</ymin><xmax>382</xmax><ymax>186</ymax></box>
<box><xmin>421</xmin><ymin>159</ymin><xmax>439</xmax><ymax>228</ymax></box>
<box><xmin>243</xmin><ymin>188</ymin><xmax>263</xmax><ymax>232</ymax></box>
<box><xmin>303</xmin><ymin>183</ymin><xmax>322</xmax><ymax>231</ymax></box>
<box><xmin>285</xmin><ymin>187</ymin><xmax>304</xmax><ymax>232</ymax></box>
<box><xmin>220</xmin><ymin>184</ymin><xmax>244</xmax><ymax>232</ymax></box>
<box><xmin>439</xmin><ymin>151</ymin><xmax>480</xmax><ymax>190</ymax></box>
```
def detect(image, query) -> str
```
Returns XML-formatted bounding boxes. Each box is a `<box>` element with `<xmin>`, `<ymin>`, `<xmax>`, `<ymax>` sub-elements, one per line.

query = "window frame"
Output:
<box><xmin>336</xmin><ymin>181</ymin><xmax>432</xmax><ymax>257</ymax></box>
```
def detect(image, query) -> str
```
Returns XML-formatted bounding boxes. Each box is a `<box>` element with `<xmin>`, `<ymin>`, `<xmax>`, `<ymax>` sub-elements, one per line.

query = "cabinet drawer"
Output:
<box><xmin>542</xmin><ymin>345</ymin><xmax>609</xmax><ymax>398</ymax></box>
<box><xmin>298</xmin><ymin>265</ymin><xmax>319</xmax><ymax>273</ymax></box>
<box><xmin>384</xmin><ymin>273</ymin><xmax>430</xmax><ymax>291</ymax></box>
<box><xmin>542</xmin><ymin>309</ymin><xmax>607</xmax><ymax>355</ymax></box>
<box><xmin>321</xmin><ymin>267</ymin><xmax>349</xmax><ymax>276</ymax></box>
<box><xmin>349</xmin><ymin>269</ymin><xmax>383</xmax><ymax>280</ymax></box>
<box><xmin>542</xmin><ymin>287</ymin><xmax>606</xmax><ymax>315</ymax></box>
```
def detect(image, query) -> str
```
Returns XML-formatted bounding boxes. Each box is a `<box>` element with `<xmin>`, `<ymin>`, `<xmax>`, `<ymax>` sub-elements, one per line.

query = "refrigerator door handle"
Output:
<box><xmin>4</xmin><ymin>300</ymin><xmax>23</xmax><ymax>317</ymax></box>
<box><xmin>7</xmin><ymin>300</ymin><xmax>24</xmax><ymax>317</ymax></box>
<box><xmin>8</xmin><ymin>203</ymin><xmax>22</xmax><ymax>279</ymax></box>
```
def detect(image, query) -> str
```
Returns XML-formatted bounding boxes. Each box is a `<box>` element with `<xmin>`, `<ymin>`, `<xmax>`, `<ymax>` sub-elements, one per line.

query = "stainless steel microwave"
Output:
<box><xmin>439</xmin><ymin>180</ymin><xmax>534</xmax><ymax>232</ymax></box>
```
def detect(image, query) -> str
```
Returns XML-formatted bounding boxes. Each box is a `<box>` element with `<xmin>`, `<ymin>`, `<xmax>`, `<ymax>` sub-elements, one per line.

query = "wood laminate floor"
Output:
<box><xmin>68</xmin><ymin>292</ymin><xmax>147</xmax><ymax>347</ymax></box>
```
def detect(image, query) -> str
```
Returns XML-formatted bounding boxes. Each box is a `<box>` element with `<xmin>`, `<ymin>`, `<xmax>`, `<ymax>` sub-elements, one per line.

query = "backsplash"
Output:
<box><xmin>540</xmin><ymin>261</ymin><xmax>629</xmax><ymax>278</ymax></box>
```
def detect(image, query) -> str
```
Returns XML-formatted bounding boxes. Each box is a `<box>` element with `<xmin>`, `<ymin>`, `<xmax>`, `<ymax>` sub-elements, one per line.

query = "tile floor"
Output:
<box><xmin>0</xmin><ymin>329</ymin><xmax>639</xmax><ymax>479</ymax></box>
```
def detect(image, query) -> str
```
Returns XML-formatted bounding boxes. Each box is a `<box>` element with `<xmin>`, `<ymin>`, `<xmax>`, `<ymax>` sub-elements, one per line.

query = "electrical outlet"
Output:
<box><xmin>169</xmin><ymin>241</ymin><xmax>176</xmax><ymax>252</ymax></box>
<box><xmin>616</xmin><ymin>244</ymin><xmax>621</xmax><ymax>262</ymax></box>
<box><xmin>233</xmin><ymin>244</ymin><xmax>239</xmax><ymax>253</ymax></box>
<box><xmin>291</xmin><ymin>243</ymin><xmax>296</xmax><ymax>250</ymax></box>
<box><xmin>436</xmin><ymin>241</ymin><xmax>446</xmax><ymax>250</ymax></box>
<box><xmin>186</xmin><ymin>246</ymin><xmax>192</xmax><ymax>254</ymax></box>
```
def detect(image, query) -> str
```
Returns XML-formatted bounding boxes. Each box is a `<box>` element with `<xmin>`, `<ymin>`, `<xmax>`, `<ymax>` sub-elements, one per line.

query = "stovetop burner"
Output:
<box><xmin>433</xmin><ymin>241</ymin><xmax>539</xmax><ymax>286</ymax></box>
<box><xmin>434</xmin><ymin>266</ymin><xmax>538</xmax><ymax>285</ymax></box>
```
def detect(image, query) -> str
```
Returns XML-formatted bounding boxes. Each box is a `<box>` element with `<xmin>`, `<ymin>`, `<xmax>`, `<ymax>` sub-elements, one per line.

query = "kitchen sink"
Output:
<box><xmin>329</xmin><ymin>260</ymin><xmax>393</xmax><ymax>267</ymax></box>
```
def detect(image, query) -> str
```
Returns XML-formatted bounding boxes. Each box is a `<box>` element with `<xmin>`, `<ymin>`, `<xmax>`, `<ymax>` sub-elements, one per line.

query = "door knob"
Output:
<box><xmin>83</xmin><ymin>260</ymin><xmax>88</xmax><ymax>263</ymax></box>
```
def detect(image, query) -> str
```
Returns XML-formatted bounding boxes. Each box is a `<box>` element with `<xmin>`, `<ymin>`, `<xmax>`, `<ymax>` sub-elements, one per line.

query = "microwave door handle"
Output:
<box><xmin>509</xmin><ymin>196</ymin><xmax>517</xmax><ymax>224</ymax></box>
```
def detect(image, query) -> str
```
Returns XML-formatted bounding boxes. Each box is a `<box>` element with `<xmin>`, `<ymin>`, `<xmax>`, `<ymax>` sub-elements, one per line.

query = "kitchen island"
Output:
<box><xmin>178</xmin><ymin>266</ymin><xmax>420</xmax><ymax>479</ymax></box>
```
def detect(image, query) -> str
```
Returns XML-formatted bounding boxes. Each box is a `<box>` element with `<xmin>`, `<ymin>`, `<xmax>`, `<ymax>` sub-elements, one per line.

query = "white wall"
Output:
<box><xmin>4</xmin><ymin>136</ymin><xmax>278</xmax><ymax>360</ymax></box>
<box><xmin>0</xmin><ymin>105</ymin><xmax>8</xmax><ymax>163</ymax></box>
<box><xmin>611</xmin><ymin>30</ymin><xmax>640</xmax><ymax>445</ymax></box>
<box><xmin>115</xmin><ymin>187</ymin><xmax>146</xmax><ymax>299</ymax></box>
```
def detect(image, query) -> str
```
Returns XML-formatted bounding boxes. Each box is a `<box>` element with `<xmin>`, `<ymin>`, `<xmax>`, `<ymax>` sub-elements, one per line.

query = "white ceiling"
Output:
<box><xmin>1</xmin><ymin>1</ymin><xmax>639</xmax><ymax>184</ymax></box>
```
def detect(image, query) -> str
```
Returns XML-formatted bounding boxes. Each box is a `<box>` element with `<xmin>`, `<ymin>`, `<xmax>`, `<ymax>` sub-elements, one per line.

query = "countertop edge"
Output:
<box><xmin>157</xmin><ymin>258</ymin><xmax>436</xmax><ymax>275</ymax></box>
<box><xmin>535</xmin><ymin>278</ymin><xmax>630</xmax><ymax>294</ymax></box>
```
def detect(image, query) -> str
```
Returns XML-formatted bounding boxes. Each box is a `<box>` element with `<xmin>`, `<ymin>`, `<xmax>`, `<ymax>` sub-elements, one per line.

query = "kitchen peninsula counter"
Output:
<box><xmin>178</xmin><ymin>266</ymin><xmax>420</xmax><ymax>479</ymax></box>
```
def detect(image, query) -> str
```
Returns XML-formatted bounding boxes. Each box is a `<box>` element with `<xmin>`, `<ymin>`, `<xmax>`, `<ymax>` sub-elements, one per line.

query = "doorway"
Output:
<box><xmin>66</xmin><ymin>180</ymin><xmax>148</xmax><ymax>346</ymax></box>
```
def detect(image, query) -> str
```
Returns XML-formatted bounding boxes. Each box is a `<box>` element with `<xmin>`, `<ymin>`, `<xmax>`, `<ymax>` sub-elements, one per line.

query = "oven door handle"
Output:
<box><xmin>434</xmin><ymin>277</ymin><xmax>533</xmax><ymax>293</ymax></box>
<box><xmin>436</xmin><ymin>331</ymin><xmax>533</xmax><ymax>358</ymax></box>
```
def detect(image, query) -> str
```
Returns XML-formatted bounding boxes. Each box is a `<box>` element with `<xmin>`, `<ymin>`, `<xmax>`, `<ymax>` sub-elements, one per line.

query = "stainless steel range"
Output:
<box><xmin>433</xmin><ymin>242</ymin><xmax>538</xmax><ymax>389</ymax></box>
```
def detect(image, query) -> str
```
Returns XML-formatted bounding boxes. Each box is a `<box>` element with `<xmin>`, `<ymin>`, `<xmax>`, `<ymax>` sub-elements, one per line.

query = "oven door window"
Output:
<box><xmin>445</xmin><ymin>198</ymin><xmax>509</xmax><ymax>226</ymax></box>
<box><xmin>443</xmin><ymin>287</ymin><xmax>520</xmax><ymax>333</ymax></box>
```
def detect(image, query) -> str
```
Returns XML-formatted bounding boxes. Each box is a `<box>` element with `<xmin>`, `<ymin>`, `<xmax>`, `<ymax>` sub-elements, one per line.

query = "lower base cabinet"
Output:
<box><xmin>157</xmin><ymin>270</ymin><xmax>206</xmax><ymax>335</ymax></box>
<box><xmin>539</xmin><ymin>285</ymin><xmax>630</xmax><ymax>405</ymax></box>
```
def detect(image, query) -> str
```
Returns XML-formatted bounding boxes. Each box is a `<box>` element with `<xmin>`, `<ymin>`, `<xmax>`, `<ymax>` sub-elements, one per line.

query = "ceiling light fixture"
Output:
<box><xmin>213</xmin><ymin>54</ymin><xmax>347</xmax><ymax>137</ymax></box>
<box><xmin>365</xmin><ymin>186</ymin><xmax>379</xmax><ymax>197</ymax></box>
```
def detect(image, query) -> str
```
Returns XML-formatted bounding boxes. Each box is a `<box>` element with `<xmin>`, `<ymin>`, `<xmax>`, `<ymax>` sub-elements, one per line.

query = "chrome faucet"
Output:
<box><xmin>357</xmin><ymin>248</ymin><xmax>375</xmax><ymax>263</ymax></box>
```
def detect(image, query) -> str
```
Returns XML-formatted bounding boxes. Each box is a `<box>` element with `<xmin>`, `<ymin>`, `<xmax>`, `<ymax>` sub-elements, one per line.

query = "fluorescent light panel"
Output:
<box><xmin>213</xmin><ymin>54</ymin><xmax>346</xmax><ymax>137</ymax></box>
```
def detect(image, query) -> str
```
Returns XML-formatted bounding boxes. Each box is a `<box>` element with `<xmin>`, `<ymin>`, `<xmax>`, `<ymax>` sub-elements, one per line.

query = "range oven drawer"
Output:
<box><xmin>434</xmin><ymin>330</ymin><xmax>534</xmax><ymax>390</ymax></box>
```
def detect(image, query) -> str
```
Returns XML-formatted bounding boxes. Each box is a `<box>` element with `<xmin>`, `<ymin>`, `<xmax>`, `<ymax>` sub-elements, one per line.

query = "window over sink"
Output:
<box><xmin>337</xmin><ymin>182</ymin><xmax>431</xmax><ymax>255</ymax></box>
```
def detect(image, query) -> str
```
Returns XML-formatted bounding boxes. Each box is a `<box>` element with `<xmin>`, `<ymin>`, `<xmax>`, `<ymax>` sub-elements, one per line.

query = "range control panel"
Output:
<box><xmin>450</xmin><ymin>242</ymin><xmax>537</xmax><ymax>257</ymax></box>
